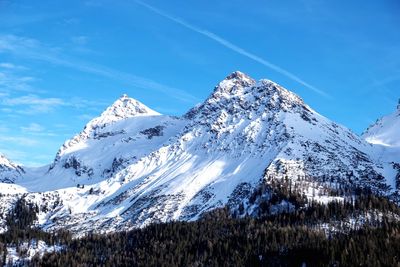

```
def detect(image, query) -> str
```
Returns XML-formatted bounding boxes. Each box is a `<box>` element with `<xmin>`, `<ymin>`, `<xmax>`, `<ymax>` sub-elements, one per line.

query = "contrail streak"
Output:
<box><xmin>0</xmin><ymin>34</ymin><xmax>199</xmax><ymax>104</ymax></box>
<box><xmin>135</xmin><ymin>0</ymin><xmax>330</xmax><ymax>98</ymax></box>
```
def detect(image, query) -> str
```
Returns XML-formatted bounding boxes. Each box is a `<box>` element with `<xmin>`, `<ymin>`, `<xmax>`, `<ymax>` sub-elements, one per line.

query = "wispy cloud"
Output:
<box><xmin>3</xmin><ymin>94</ymin><xmax>64</xmax><ymax>106</ymax></box>
<box><xmin>0</xmin><ymin>34</ymin><xmax>199</xmax><ymax>103</ymax></box>
<box><xmin>20</xmin><ymin>123</ymin><xmax>45</xmax><ymax>133</ymax></box>
<box><xmin>2</xmin><ymin>94</ymin><xmax>65</xmax><ymax>114</ymax></box>
<box><xmin>134</xmin><ymin>0</ymin><xmax>329</xmax><ymax>98</ymax></box>
<box><xmin>20</xmin><ymin>122</ymin><xmax>58</xmax><ymax>137</ymax></box>
<box><xmin>0</xmin><ymin>94</ymin><xmax>108</xmax><ymax>114</ymax></box>
<box><xmin>0</xmin><ymin>71</ymin><xmax>37</xmax><ymax>93</ymax></box>
<box><xmin>0</xmin><ymin>136</ymin><xmax>38</xmax><ymax>146</ymax></box>
<box><xmin>0</xmin><ymin>62</ymin><xmax>16</xmax><ymax>69</ymax></box>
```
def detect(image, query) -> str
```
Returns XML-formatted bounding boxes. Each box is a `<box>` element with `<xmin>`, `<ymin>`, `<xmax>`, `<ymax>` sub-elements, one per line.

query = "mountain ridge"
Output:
<box><xmin>0</xmin><ymin>154</ymin><xmax>24</xmax><ymax>183</ymax></box>
<box><xmin>0</xmin><ymin>71</ymin><xmax>398</xmax><ymax>235</ymax></box>
<box><xmin>363</xmin><ymin>101</ymin><xmax>400</xmax><ymax>192</ymax></box>
<box><xmin>52</xmin><ymin>94</ymin><xmax>161</xmax><ymax>164</ymax></box>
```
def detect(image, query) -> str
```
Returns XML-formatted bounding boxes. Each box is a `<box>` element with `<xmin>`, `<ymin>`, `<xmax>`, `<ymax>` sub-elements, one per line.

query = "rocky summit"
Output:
<box><xmin>0</xmin><ymin>71</ymin><xmax>398</xmax><ymax>235</ymax></box>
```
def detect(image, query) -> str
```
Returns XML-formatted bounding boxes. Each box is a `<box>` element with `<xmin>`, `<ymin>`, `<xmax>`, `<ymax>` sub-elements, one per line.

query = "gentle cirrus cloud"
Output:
<box><xmin>20</xmin><ymin>123</ymin><xmax>45</xmax><ymax>133</ymax></box>
<box><xmin>2</xmin><ymin>94</ymin><xmax>65</xmax><ymax>114</ymax></box>
<box><xmin>0</xmin><ymin>34</ymin><xmax>199</xmax><ymax>103</ymax></box>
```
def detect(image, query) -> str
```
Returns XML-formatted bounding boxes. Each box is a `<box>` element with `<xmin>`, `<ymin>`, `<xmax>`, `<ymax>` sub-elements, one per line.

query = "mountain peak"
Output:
<box><xmin>363</xmin><ymin>99</ymin><xmax>400</xmax><ymax>147</ymax></box>
<box><xmin>119</xmin><ymin>93</ymin><xmax>129</xmax><ymax>100</ymax></box>
<box><xmin>224</xmin><ymin>71</ymin><xmax>251</xmax><ymax>81</ymax></box>
<box><xmin>101</xmin><ymin>95</ymin><xmax>160</xmax><ymax>121</ymax></box>
<box><xmin>215</xmin><ymin>71</ymin><xmax>256</xmax><ymax>95</ymax></box>
<box><xmin>53</xmin><ymin>95</ymin><xmax>161</xmax><ymax>161</ymax></box>
<box><xmin>82</xmin><ymin>94</ymin><xmax>161</xmax><ymax>132</ymax></box>
<box><xmin>215</xmin><ymin>71</ymin><xmax>304</xmax><ymax>106</ymax></box>
<box><xmin>0</xmin><ymin>154</ymin><xmax>22</xmax><ymax>169</ymax></box>
<box><xmin>223</xmin><ymin>71</ymin><xmax>255</xmax><ymax>84</ymax></box>
<box><xmin>0</xmin><ymin>154</ymin><xmax>13</xmax><ymax>166</ymax></box>
<box><xmin>80</xmin><ymin>94</ymin><xmax>160</xmax><ymax>133</ymax></box>
<box><xmin>0</xmin><ymin>153</ymin><xmax>24</xmax><ymax>183</ymax></box>
<box><xmin>185</xmin><ymin>71</ymin><xmax>309</xmax><ymax>121</ymax></box>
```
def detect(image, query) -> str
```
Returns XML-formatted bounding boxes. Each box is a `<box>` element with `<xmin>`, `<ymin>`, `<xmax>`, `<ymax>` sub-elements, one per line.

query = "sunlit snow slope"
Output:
<box><xmin>364</xmin><ymin>101</ymin><xmax>400</xmax><ymax>192</ymax></box>
<box><xmin>0</xmin><ymin>154</ymin><xmax>24</xmax><ymax>183</ymax></box>
<box><xmin>0</xmin><ymin>72</ymin><xmax>396</xmax><ymax>235</ymax></box>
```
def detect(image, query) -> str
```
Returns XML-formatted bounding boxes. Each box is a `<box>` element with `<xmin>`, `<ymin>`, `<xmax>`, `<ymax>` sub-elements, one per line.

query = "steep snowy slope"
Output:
<box><xmin>0</xmin><ymin>154</ymin><xmax>24</xmax><ymax>183</ymax></box>
<box><xmin>364</xmin><ymin>100</ymin><xmax>400</xmax><ymax>147</ymax></box>
<box><xmin>364</xmin><ymin>101</ymin><xmax>400</xmax><ymax>192</ymax></box>
<box><xmin>16</xmin><ymin>94</ymin><xmax>186</xmax><ymax>192</ymax></box>
<box><xmin>0</xmin><ymin>72</ymin><xmax>393</xmax><ymax>235</ymax></box>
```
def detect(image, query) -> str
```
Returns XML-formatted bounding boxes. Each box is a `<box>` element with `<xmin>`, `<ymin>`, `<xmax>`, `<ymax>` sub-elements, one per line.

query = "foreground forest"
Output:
<box><xmin>1</xmin><ymin>188</ymin><xmax>400</xmax><ymax>267</ymax></box>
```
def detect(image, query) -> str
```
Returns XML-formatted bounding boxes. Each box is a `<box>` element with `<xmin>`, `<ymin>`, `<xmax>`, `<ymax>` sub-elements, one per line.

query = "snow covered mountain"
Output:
<box><xmin>0</xmin><ymin>154</ymin><xmax>24</xmax><ymax>183</ymax></box>
<box><xmin>364</xmin><ymin>100</ymin><xmax>400</xmax><ymax>147</ymax></box>
<box><xmin>34</xmin><ymin>93</ymin><xmax>185</xmax><ymax>191</ymax></box>
<box><xmin>0</xmin><ymin>71</ymin><xmax>396</xmax><ymax>235</ymax></box>
<box><xmin>363</xmin><ymin>100</ymin><xmax>400</xmax><ymax>192</ymax></box>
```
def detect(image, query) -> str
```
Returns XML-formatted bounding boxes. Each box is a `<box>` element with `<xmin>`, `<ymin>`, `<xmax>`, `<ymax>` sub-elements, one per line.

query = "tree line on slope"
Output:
<box><xmin>32</xmin><ymin>203</ymin><xmax>400</xmax><ymax>267</ymax></box>
<box><xmin>1</xmin><ymin>180</ymin><xmax>400</xmax><ymax>266</ymax></box>
<box><xmin>0</xmin><ymin>198</ymin><xmax>72</xmax><ymax>266</ymax></box>
<box><xmin>33</xmin><ymin>186</ymin><xmax>400</xmax><ymax>267</ymax></box>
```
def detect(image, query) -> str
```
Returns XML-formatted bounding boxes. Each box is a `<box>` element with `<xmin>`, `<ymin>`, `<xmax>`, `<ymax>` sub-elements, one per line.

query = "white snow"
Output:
<box><xmin>0</xmin><ymin>72</ymin><xmax>396</xmax><ymax>236</ymax></box>
<box><xmin>0</xmin><ymin>154</ymin><xmax>24</xmax><ymax>183</ymax></box>
<box><xmin>364</xmin><ymin>103</ymin><xmax>400</xmax><ymax>190</ymax></box>
<box><xmin>5</xmin><ymin>240</ymin><xmax>63</xmax><ymax>265</ymax></box>
<box><xmin>364</xmin><ymin>106</ymin><xmax>400</xmax><ymax>147</ymax></box>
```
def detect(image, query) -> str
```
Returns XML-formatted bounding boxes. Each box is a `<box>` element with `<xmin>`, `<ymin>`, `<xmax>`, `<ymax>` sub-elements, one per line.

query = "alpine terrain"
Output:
<box><xmin>0</xmin><ymin>71</ymin><xmax>397</xmax><ymax>237</ymax></box>
<box><xmin>363</xmin><ymin>100</ymin><xmax>400</xmax><ymax>195</ymax></box>
<box><xmin>0</xmin><ymin>154</ymin><xmax>24</xmax><ymax>184</ymax></box>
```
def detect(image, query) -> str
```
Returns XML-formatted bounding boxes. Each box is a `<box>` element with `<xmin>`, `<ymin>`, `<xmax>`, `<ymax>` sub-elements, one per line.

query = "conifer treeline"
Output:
<box><xmin>0</xmin><ymin>187</ymin><xmax>399</xmax><ymax>266</ymax></box>
<box><xmin>32</xmin><ymin>210</ymin><xmax>400</xmax><ymax>266</ymax></box>
<box><xmin>0</xmin><ymin>198</ymin><xmax>72</xmax><ymax>266</ymax></box>
<box><xmin>33</xmin><ymin>194</ymin><xmax>400</xmax><ymax>267</ymax></box>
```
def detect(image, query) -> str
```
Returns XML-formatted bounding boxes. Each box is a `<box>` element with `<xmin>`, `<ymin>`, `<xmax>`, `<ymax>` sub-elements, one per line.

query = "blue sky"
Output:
<box><xmin>0</xmin><ymin>0</ymin><xmax>399</xmax><ymax>166</ymax></box>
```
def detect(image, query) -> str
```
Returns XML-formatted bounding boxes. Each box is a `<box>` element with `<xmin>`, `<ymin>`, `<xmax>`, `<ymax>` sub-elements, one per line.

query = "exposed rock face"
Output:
<box><xmin>0</xmin><ymin>154</ymin><xmax>24</xmax><ymax>183</ymax></box>
<box><xmin>43</xmin><ymin>95</ymin><xmax>179</xmax><ymax>187</ymax></box>
<box><xmin>0</xmin><ymin>71</ymin><xmax>397</xmax><ymax>235</ymax></box>
<box><xmin>51</xmin><ymin>94</ymin><xmax>161</xmax><ymax>167</ymax></box>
